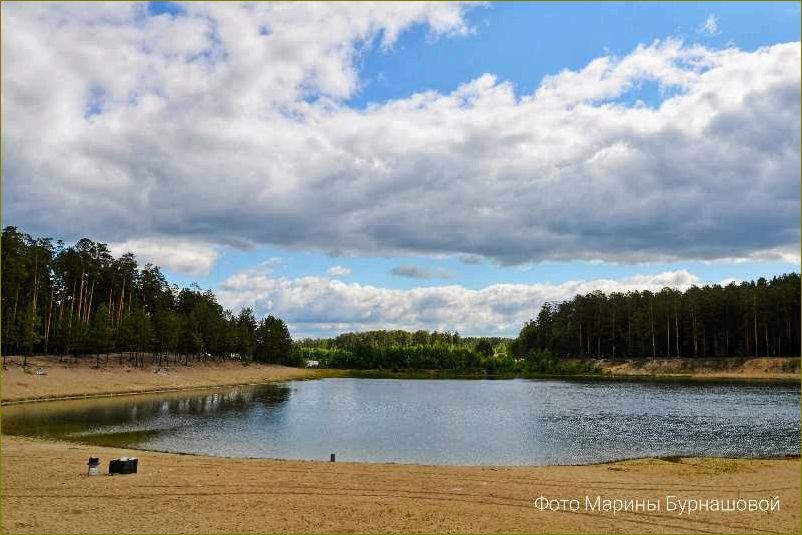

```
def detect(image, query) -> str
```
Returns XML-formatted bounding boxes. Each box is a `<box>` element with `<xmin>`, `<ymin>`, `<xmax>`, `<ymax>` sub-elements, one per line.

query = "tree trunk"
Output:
<box><xmin>76</xmin><ymin>272</ymin><xmax>85</xmax><ymax>317</ymax></box>
<box><xmin>611</xmin><ymin>309</ymin><xmax>616</xmax><ymax>359</ymax></box>
<box><xmin>674</xmin><ymin>307</ymin><xmax>679</xmax><ymax>358</ymax></box>
<box><xmin>44</xmin><ymin>287</ymin><xmax>54</xmax><ymax>352</ymax></box>
<box><xmin>650</xmin><ymin>302</ymin><xmax>656</xmax><ymax>359</ymax></box>
<box><xmin>753</xmin><ymin>296</ymin><xmax>758</xmax><ymax>357</ymax></box>
<box><xmin>12</xmin><ymin>287</ymin><xmax>19</xmax><ymax>323</ymax></box>
<box><xmin>627</xmin><ymin>314</ymin><xmax>631</xmax><ymax>357</ymax></box>
<box><xmin>84</xmin><ymin>280</ymin><xmax>95</xmax><ymax>324</ymax></box>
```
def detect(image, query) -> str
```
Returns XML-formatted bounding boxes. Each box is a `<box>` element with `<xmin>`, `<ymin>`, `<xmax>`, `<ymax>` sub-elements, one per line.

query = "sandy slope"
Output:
<box><xmin>1</xmin><ymin>436</ymin><xmax>798</xmax><ymax>534</ymax></box>
<box><xmin>1</xmin><ymin>356</ymin><xmax>320</xmax><ymax>403</ymax></box>
<box><xmin>595</xmin><ymin>357</ymin><xmax>800</xmax><ymax>381</ymax></box>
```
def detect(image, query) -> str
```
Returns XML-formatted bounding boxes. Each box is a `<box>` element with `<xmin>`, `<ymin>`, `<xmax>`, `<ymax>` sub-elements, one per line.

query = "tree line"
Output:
<box><xmin>5</xmin><ymin>226</ymin><xmax>797</xmax><ymax>373</ymax></box>
<box><xmin>510</xmin><ymin>274</ymin><xmax>801</xmax><ymax>359</ymax></box>
<box><xmin>1</xmin><ymin>227</ymin><xmax>295</xmax><ymax>367</ymax></box>
<box><xmin>294</xmin><ymin>275</ymin><xmax>800</xmax><ymax>373</ymax></box>
<box><xmin>293</xmin><ymin>329</ymin><xmax>595</xmax><ymax>374</ymax></box>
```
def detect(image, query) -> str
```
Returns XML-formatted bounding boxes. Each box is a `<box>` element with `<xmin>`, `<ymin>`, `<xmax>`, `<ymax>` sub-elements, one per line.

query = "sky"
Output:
<box><xmin>2</xmin><ymin>1</ymin><xmax>800</xmax><ymax>338</ymax></box>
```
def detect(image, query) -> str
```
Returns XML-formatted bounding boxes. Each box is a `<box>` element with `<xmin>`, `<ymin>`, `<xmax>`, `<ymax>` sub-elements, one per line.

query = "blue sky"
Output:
<box><xmin>349</xmin><ymin>2</ymin><xmax>800</xmax><ymax>107</ymax></box>
<box><xmin>159</xmin><ymin>1</ymin><xmax>800</xmax><ymax>293</ymax></box>
<box><xmin>3</xmin><ymin>1</ymin><xmax>800</xmax><ymax>336</ymax></box>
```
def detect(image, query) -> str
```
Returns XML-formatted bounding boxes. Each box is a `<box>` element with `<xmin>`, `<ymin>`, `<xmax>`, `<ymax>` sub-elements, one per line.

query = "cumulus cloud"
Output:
<box><xmin>2</xmin><ymin>3</ymin><xmax>799</xmax><ymax>268</ymax></box>
<box><xmin>217</xmin><ymin>269</ymin><xmax>703</xmax><ymax>337</ymax></box>
<box><xmin>109</xmin><ymin>238</ymin><xmax>219</xmax><ymax>276</ymax></box>
<box><xmin>391</xmin><ymin>265</ymin><xmax>453</xmax><ymax>279</ymax></box>
<box><xmin>327</xmin><ymin>265</ymin><xmax>352</xmax><ymax>277</ymax></box>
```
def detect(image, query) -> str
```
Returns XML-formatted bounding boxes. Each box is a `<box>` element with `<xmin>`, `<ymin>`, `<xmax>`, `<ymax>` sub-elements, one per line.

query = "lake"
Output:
<box><xmin>2</xmin><ymin>378</ymin><xmax>799</xmax><ymax>465</ymax></box>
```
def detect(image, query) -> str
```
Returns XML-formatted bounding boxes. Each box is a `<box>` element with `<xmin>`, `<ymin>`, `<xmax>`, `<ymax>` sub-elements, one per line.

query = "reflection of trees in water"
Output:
<box><xmin>159</xmin><ymin>385</ymin><xmax>291</xmax><ymax>416</ymax></box>
<box><xmin>3</xmin><ymin>385</ymin><xmax>291</xmax><ymax>438</ymax></box>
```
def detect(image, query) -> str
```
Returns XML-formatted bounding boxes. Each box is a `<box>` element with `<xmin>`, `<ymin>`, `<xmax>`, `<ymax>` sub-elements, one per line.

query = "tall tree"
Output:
<box><xmin>255</xmin><ymin>316</ymin><xmax>293</xmax><ymax>364</ymax></box>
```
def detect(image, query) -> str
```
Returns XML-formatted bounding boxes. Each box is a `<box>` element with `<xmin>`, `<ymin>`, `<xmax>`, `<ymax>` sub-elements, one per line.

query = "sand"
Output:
<box><xmin>595</xmin><ymin>357</ymin><xmax>800</xmax><ymax>381</ymax></box>
<box><xmin>1</xmin><ymin>436</ymin><xmax>798</xmax><ymax>534</ymax></box>
<box><xmin>2</xmin><ymin>357</ymin><xmax>799</xmax><ymax>533</ymax></box>
<box><xmin>1</xmin><ymin>356</ymin><xmax>320</xmax><ymax>404</ymax></box>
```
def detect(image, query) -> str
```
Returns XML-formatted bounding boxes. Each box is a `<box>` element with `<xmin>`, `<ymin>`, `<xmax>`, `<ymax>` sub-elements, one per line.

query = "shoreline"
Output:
<box><xmin>343</xmin><ymin>368</ymin><xmax>802</xmax><ymax>384</ymax></box>
<box><xmin>0</xmin><ymin>377</ymin><xmax>324</xmax><ymax>406</ymax></box>
<box><xmin>1</xmin><ymin>357</ymin><xmax>323</xmax><ymax>405</ymax></box>
<box><xmin>3</xmin><ymin>359</ymin><xmax>799</xmax><ymax>533</ymax></box>
<box><xmin>3</xmin><ymin>356</ymin><xmax>798</xmax><ymax>405</ymax></box>
<box><xmin>2</xmin><ymin>435</ymin><xmax>798</xmax><ymax>534</ymax></box>
<box><xmin>7</xmin><ymin>432</ymin><xmax>799</xmax><ymax>469</ymax></box>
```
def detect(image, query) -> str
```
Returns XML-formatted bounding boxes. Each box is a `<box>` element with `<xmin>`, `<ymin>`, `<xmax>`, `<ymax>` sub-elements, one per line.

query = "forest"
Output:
<box><xmin>295</xmin><ymin>276</ymin><xmax>801</xmax><ymax>373</ymax></box>
<box><xmin>1</xmin><ymin>227</ymin><xmax>295</xmax><ymax>367</ymax></box>
<box><xmin>510</xmin><ymin>273</ymin><xmax>801</xmax><ymax>360</ymax></box>
<box><xmin>3</xmin><ymin>226</ymin><xmax>799</xmax><ymax>373</ymax></box>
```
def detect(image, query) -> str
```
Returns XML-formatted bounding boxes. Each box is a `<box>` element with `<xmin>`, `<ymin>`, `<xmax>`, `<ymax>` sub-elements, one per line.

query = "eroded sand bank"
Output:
<box><xmin>1</xmin><ymin>357</ymin><xmax>320</xmax><ymax>403</ymax></box>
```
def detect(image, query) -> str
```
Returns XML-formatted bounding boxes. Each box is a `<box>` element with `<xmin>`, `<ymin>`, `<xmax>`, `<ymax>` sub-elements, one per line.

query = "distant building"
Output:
<box><xmin>306</xmin><ymin>360</ymin><xmax>320</xmax><ymax>368</ymax></box>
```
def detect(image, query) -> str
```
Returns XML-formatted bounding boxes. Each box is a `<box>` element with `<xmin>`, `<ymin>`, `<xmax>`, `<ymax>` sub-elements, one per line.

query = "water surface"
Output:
<box><xmin>3</xmin><ymin>378</ymin><xmax>799</xmax><ymax>465</ymax></box>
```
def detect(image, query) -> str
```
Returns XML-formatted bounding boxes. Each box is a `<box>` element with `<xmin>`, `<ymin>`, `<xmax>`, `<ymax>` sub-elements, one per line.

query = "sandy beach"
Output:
<box><xmin>1</xmin><ymin>436</ymin><xmax>798</xmax><ymax>534</ymax></box>
<box><xmin>2</xmin><ymin>358</ymin><xmax>799</xmax><ymax>533</ymax></box>
<box><xmin>1</xmin><ymin>357</ymin><xmax>321</xmax><ymax>404</ymax></box>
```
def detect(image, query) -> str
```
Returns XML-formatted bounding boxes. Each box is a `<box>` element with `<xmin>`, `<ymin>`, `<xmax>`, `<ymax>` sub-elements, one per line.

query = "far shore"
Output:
<box><xmin>2</xmin><ymin>435</ymin><xmax>799</xmax><ymax>534</ymax></box>
<box><xmin>1</xmin><ymin>356</ymin><xmax>323</xmax><ymax>404</ymax></box>
<box><xmin>2</xmin><ymin>355</ymin><xmax>798</xmax><ymax>404</ymax></box>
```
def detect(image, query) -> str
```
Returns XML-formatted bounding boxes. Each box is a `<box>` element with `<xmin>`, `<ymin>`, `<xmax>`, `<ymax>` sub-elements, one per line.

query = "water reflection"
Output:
<box><xmin>2</xmin><ymin>378</ymin><xmax>799</xmax><ymax>465</ymax></box>
<box><xmin>2</xmin><ymin>385</ymin><xmax>291</xmax><ymax>445</ymax></box>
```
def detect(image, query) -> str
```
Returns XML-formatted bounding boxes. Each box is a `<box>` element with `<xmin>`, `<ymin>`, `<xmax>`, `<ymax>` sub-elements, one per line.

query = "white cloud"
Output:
<box><xmin>327</xmin><ymin>265</ymin><xmax>352</xmax><ymax>277</ymax></box>
<box><xmin>109</xmin><ymin>238</ymin><xmax>219</xmax><ymax>276</ymax></box>
<box><xmin>698</xmin><ymin>14</ymin><xmax>720</xmax><ymax>36</ymax></box>
<box><xmin>217</xmin><ymin>269</ymin><xmax>702</xmax><ymax>337</ymax></box>
<box><xmin>390</xmin><ymin>265</ymin><xmax>453</xmax><ymax>279</ymax></box>
<box><xmin>2</xmin><ymin>3</ymin><xmax>799</xmax><ymax>268</ymax></box>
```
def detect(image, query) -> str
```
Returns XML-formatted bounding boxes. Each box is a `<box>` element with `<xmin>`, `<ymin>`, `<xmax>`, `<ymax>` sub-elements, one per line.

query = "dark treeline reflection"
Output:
<box><xmin>2</xmin><ymin>385</ymin><xmax>291</xmax><ymax>441</ymax></box>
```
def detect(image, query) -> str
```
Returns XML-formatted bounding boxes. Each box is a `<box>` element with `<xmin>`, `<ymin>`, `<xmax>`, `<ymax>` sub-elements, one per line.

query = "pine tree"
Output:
<box><xmin>254</xmin><ymin>316</ymin><xmax>293</xmax><ymax>364</ymax></box>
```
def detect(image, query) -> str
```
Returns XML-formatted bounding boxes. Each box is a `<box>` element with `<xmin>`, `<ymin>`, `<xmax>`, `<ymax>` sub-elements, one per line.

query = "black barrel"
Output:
<box><xmin>109</xmin><ymin>457</ymin><xmax>138</xmax><ymax>475</ymax></box>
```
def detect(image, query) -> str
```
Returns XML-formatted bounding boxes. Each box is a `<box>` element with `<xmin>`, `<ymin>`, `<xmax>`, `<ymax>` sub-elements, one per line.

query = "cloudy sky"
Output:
<box><xmin>2</xmin><ymin>1</ymin><xmax>800</xmax><ymax>337</ymax></box>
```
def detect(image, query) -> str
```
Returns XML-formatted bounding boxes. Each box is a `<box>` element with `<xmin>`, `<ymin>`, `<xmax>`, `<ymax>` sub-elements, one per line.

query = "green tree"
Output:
<box><xmin>475</xmin><ymin>338</ymin><xmax>494</xmax><ymax>358</ymax></box>
<box><xmin>235</xmin><ymin>308</ymin><xmax>257</xmax><ymax>360</ymax></box>
<box><xmin>18</xmin><ymin>301</ymin><xmax>40</xmax><ymax>367</ymax></box>
<box><xmin>254</xmin><ymin>315</ymin><xmax>293</xmax><ymax>365</ymax></box>
<box><xmin>155</xmin><ymin>310</ymin><xmax>181</xmax><ymax>365</ymax></box>
<box><xmin>87</xmin><ymin>304</ymin><xmax>113</xmax><ymax>367</ymax></box>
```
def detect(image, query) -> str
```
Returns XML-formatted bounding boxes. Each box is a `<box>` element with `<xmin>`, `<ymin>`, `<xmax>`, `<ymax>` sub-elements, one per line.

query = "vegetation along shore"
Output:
<box><xmin>3</xmin><ymin>227</ymin><xmax>799</xmax><ymax>379</ymax></box>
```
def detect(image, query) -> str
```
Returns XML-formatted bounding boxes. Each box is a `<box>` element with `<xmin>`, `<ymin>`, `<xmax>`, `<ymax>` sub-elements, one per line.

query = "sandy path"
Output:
<box><xmin>1</xmin><ymin>357</ymin><xmax>320</xmax><ymax>403</ymax></box>
<box><xmin>1</xmin><ymin>436</ymin><xmax>798</xmax><ymax>534</ymax></box>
